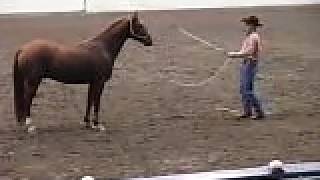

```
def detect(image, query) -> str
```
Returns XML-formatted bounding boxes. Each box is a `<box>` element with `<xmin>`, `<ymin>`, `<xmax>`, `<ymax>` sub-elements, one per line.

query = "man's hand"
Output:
<box><xmin>227</xmin><ymin>51</ymin><xmax>242</xmax><ymax>58</ymax></box>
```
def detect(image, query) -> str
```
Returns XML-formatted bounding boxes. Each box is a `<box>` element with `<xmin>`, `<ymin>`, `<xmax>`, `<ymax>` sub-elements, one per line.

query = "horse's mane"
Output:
<box><xmin>79</xmin><ymin>16</ymin><xmax>129</xmax><ymax>46</ymax></box>
<box><xmin>105</xmin><ymin>17</ymin><xmax>128</xmax><ymax>32</ymax></box>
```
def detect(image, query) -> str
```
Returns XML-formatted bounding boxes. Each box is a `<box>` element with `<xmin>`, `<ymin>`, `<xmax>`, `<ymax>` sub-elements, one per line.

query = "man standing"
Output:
<box><xmin>227</xmin><ymin>16</ymin><xmax>264</xmax><ymax>120</ymax></box>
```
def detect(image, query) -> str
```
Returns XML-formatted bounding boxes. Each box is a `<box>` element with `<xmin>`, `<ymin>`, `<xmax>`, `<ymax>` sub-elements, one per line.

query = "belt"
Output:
<box><xmin>243</xmin><ymin>58</ymin><xmax>258</xmax><ymax>63</ymax></box>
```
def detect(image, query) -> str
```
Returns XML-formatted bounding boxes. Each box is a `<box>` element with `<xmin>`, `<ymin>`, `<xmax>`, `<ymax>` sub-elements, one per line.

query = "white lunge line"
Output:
<box><xmin>178</xmin><ymin>27</ymin><xmax>224</xmax><ymax>51</ymax></box>
<box><xmin>164</xmin><ymin>27</ymin><xmax>231</xmax><ymax>87</ymax></box>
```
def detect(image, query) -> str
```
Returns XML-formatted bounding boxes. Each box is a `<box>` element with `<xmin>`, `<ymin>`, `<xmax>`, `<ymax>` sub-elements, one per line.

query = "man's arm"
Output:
<box><xmin>227</xmin><ymin>35</ymin><xmax>259</xmax><ymax>58</ymax></box>
<box><xmin>227</xmin><ymin>51</ymin><xmax>247</xmax><ymax>58</ymax></box>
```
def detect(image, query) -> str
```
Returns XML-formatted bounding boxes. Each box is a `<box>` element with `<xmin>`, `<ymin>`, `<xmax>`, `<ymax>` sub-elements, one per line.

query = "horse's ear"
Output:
<box><xmin>132</xmin><ymin>11</ymin><xmax>139</xmax><ymax>22</ymax></box>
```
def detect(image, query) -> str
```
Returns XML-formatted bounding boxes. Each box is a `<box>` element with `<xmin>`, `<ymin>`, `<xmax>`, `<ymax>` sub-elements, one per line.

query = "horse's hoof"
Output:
<box><xmin>80</xmin><ymin>121</ymin><xmax>88</xmax><ymax>125</ymax></box>
<box><xmin>27</xmin><ymin>125</ymin><xmax>37</xmax><ymax>134</ymax></box>
<box><xmin>91</xmin><ymin>124</ymin><xmax>106</xmax><ymax>131</ymax></box>
<box><xmin>80</xmin><ymin>121</ymin><xmax>91</xmax><ymax>129</ymax></box>
<box><xmin>85</xmin><ymin>123</ymin><xmax>91</xmax><ymax>129</ymax></box>
<box><xmin>91</xmin><ymin>124</ymin><xmax>97</xmax><ymax>129</ymax></box>
<box><xmin>98</xmin><ymin>124</ymin><xmax>106</xmax><ymax>131</ymax></box>
<box><xmin>16</xmin><ymin>124</ymin><xmax>26</xmax><ymax>132</ymax></box>
<box><xmin>17</xmin><ymin>121</ymin><xmax>24</xmax><ymax>127</ymax></box>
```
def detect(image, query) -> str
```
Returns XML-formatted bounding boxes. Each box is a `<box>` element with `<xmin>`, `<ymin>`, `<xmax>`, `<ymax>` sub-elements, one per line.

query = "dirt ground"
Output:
<box><xmin>0</xmin><ymin>5</ymin><xmax>320</xmax><ymax>179</ymax></box>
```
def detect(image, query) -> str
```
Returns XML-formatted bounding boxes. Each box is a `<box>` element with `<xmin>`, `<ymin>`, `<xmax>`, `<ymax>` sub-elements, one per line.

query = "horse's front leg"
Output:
<box><xmin>84</xmin><ymin>83</ymin><xmax>94</xmax><ymax>128</ymax></box>
<box><xmin>92</xmin><ymin>80</ymin><xmax>105</xmax><ymax>130</ymax></box>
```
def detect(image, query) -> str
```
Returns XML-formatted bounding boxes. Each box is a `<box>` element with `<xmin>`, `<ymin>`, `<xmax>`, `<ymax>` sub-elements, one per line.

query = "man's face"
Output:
<box><xmin>243</xmin><ymin>24</ymin><xmax>255</xmax><ymax>35</ymax></box>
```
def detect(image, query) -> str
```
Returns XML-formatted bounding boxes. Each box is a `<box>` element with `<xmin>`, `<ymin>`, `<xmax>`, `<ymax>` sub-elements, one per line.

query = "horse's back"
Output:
<box><xmin>17</xmin><ymin>39</ymin><xmax>59</xmax><ymax>64</ymax></box>
<box><xmin>18</xmin><ymin>39</ymin><xmax>91</xmax><ymax>67</ymax></box>
<box><xmin>17</xmin><ymin>39</ymin><xmax>109</xmax><ymax>84</ymax></box>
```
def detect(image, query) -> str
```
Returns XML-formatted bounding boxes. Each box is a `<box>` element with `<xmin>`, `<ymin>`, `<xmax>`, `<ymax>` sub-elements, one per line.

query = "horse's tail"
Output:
<box><xmin>14</xmin><ymin>49</ymin><xmax>24</xmax><ymax>122</ymax></box>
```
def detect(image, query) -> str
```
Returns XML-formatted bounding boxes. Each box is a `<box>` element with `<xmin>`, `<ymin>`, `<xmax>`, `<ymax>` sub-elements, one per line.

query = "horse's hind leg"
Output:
<box><xmin>24</xmin><ymin>78</ymin><xmax>41</xmax><ymax>126</ymax></box>
<box><xmin>92</xmin><ymin>81</ymin><xmax>105</xmax><ymax>130</ymax></box>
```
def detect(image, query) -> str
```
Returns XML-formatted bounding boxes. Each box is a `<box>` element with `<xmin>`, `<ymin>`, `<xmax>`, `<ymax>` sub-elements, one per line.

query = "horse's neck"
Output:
<box><xmin>100</xmin><ymin>20</ymin><xmax>130</xmax><ymax>61</ymax></box>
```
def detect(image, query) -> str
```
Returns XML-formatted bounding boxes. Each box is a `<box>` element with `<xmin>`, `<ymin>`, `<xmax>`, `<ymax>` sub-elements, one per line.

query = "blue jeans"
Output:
<box><xmin>240</xmin><ymin>59</ymin><xmax>263</xmax><ymax>115</ymax></box>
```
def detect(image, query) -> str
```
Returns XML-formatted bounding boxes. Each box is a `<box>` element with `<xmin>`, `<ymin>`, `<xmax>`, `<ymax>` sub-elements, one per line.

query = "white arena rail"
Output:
<box><xmin>81</xmin><ymin>161</ymin><xmax>320</xmax><ymax>180</ymax></box>
<box><xmin>130</xmin><ymin>161</ymin><xmax>320</xmax><ymax>180</ymax></box>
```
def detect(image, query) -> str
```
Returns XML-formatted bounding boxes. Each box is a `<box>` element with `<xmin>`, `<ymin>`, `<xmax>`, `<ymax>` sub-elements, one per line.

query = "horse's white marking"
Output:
<box><xmin>25</xmin><ymin>117</ymin><xmax>32</xmax><ymax>126</ymax></box>
<box><xmin>91</xmin><ymin>124</ymin><xmax>106</xmax><ymax>131</ymax></box>
<box><xmin>27</xmin><ymin>125</ymin><xmax>37</xmax><ymax>134</ymax></box>
<box><xmin>98</xmin><ymin>124</ymin><xmax>106</xmax><ymax>131</ymax></box>
<box><xmin>91</xmin><ymin>124</ymin><xmax>97</xmax><ymax>129</ymax></box>
<box><xmin>269</xmin><ymin>160</ymin><xmax>283</xmax><ymax>169</ymax></box>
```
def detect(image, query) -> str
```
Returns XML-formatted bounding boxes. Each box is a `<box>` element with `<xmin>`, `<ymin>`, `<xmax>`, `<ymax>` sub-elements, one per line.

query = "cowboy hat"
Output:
<box><xmin>241</xmin><ymin>15</ymin><xmax>263</xmax><ymax>27</ymax></box>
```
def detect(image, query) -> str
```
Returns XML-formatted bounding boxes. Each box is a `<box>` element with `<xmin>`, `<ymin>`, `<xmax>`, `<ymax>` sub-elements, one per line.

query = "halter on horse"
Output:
<box><xmin>13</xmin><ymin>12</ymin><xmax>152</xmax><ymax>130</ymax></box>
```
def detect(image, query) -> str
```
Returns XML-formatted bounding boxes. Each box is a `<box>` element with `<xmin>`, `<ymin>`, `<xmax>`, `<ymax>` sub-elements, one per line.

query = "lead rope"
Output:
<box><xmin>158</xmin><ymin>27</ymin><xmax>232</xmax><ymax>87</ymax></box>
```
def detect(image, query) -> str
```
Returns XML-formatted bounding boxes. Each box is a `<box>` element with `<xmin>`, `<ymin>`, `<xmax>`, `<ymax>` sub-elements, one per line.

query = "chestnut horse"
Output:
<box><xmin>13</xmin><ymin>12</ymin><xmax>152</xmax><ymax>129</ymax></box>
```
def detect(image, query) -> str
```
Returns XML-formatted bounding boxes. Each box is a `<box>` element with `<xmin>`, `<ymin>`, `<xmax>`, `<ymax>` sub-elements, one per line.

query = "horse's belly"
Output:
<box><xmin>54</xmin><ymin>78</ymin><xmax>91</xmax><ymax>84</ymax></box>
<box><xmin>45</xmin><ymin>69</ymin><xmax>94</xmax><ymax>84</ymax></box>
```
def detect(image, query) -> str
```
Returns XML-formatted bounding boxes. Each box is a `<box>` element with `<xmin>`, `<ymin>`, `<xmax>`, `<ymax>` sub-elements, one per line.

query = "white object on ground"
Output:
<box><xmin>215</xmin><ymin>107</ymin><xmax>230</xmax><ymax>112</ymax></box>
<box><xmin>269</xmin><ymin>160</ymin><xmax>283</xmax><ymax>169</ymax></box>
<box><xmin>81</xmin><ymin>176</ymin><xmax>94</xmax><ymax>180</ymax></box>
<box><xmin>229</xmin><ymin>109</ymin><xmax>240</xmax><ymax>114</ymax></box>
<box><xmin>265</xmin><ymin>111</ymin><xmax>273</xmax><ymax>115</ymax></box>
<box><xmin>215</xmin><ymin>47</ymin><xmax>224</xmax><ymax>51</ymax></box>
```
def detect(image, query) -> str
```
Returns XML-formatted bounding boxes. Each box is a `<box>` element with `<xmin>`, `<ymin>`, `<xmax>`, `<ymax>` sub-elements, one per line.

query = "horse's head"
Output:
<box><xmin>129</xmin><ymin>12</ymin><xmax>152</xmax><ymax>46</ymax></box>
